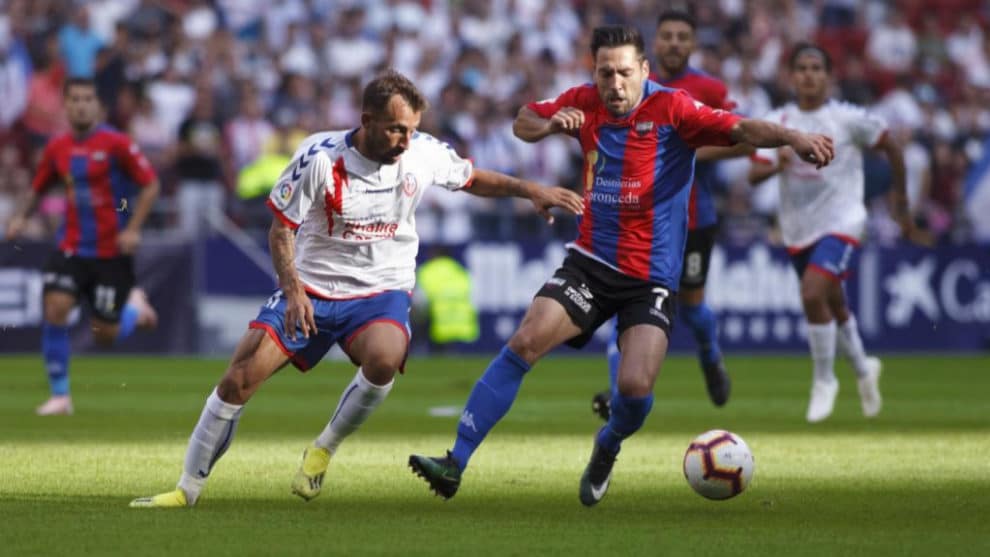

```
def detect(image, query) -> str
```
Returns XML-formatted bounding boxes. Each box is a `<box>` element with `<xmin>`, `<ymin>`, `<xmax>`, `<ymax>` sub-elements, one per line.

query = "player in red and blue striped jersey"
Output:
<box><xmin>5</xmin><ymin>77</ymin><xmax>160</xmax><ymax>416</ymax></box>
<box><xmin>593</xmin><ymin>11</ymin><xmax>751</xmax><ymax>419</ymax></box>
<box><xmin>410</xmin><ymin>25</ymin><xmax>833</xmax><ymax>506</ymax></box>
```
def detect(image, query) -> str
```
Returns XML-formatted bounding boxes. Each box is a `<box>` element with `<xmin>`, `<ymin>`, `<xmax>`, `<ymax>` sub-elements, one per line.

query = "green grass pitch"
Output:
<box><xmin>1</xmin><ymin>353</ymin><xmax>988</xmax><ymax>556</ymax></box>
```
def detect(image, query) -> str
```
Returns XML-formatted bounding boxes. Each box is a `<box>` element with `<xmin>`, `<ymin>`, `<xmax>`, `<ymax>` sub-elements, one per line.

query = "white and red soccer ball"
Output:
<box><xmin>683</xmin><ymin>429</ymin><xmax>755</xmax><ymax>500</ymax></box>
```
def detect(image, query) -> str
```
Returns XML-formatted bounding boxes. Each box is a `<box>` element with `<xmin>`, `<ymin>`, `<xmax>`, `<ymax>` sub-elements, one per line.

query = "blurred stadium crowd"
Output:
<box><xmin>1</xmin><ymin>0</ymin><xmax>988</xmax><ymax>245</ymax></box>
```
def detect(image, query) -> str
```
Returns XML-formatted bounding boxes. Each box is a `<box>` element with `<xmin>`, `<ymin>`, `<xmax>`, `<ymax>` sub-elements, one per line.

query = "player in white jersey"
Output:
<box><xmin>129</xmin><ymin>70</ymin><xmax>584</xmax><ymax>508</ymax></box>
<box><xmin>749</xmin><ymin>44</ymin><xmax>926</xmax><ymax>423</ymax></box>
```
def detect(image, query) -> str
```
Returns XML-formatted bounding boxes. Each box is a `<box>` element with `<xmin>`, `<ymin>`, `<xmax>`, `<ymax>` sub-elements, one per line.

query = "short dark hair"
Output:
<box><xmin>362</xmin><ymin>70</ymin><xmax>428</xmax><ymax>114</ymax></box>
<box><xmin>590</xmin><ymin>25</ymin><xmax>645</xmax><ymax>59</ymax></box>
<box><xmin>788</xmin><ymin>42</ymin><xmax>832</xmax><ymax>73</ymax></box>
<box><xmin>657</xmin><ymin>10</ymin><xmax>696</xmax><ymax>30</ymax></box>
<box><xmin>63</xmin><ymin>76</ymin><xmax>97</xmax><ymax>96</ymax></box>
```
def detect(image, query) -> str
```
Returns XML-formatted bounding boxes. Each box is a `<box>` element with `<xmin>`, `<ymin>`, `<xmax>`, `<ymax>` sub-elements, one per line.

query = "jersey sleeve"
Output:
<box><xmin>669</xmin><ymin>89</ymin><xmax>742</xmax><ymax>148</ymax></box>
<box><xmin>525</xmin><ymin>84</ymin><xmax>596</xmax><ymax>118</ymax></box>
<box><xmin>266</xmin><ymin>144</ymin><xmax>331</xmax><ymax>229</ymax></box>
<box><xmin>31</xmin><ymin>142</ymin><xmax>57</xmax><ymax>193</ymax></box>
<box><xmin>843</xmin><ymin>103</ymin><xmax>888</xmax><ymax>148</ymax></box>
<box><xmin>114</xmin><ymin>136</ymin><xmax>157</xmax><ymax>187</ymax></box>
<box><xmin>420</xmin><ymin>134</ymin><xmax>474</xmax><ymax>191</ymax></box>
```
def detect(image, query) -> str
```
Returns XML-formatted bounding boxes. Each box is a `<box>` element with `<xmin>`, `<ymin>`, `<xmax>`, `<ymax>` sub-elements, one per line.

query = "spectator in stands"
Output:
<box><xmin>174</xmin><ymin>87</ymin><xmax>225</xmax><ymax>237</ymax></box>
<box><xmin>58</xmin><ymin>4</ymin><xmax>102</xmax><ymax>77</ymax></box>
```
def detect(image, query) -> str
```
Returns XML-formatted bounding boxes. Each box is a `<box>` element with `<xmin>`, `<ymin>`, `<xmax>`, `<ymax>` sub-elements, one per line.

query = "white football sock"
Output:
<box><xmin>315</xmin><ymin>368</ymin><xmax>393</xmax><ymax>454</ymax></box>
<box><xmin>806</xmin><ymin>321</ymin><xmax>837</xmax><ymax>385</ymax></box>
<box><xmin>178</xmin><ymin>388</ymin><xmax>244</xmax><ymax>504</ymax></box>
<box><xmin>836</xmin><ymin>315</ymin><xmax>870</xmax><ymax>378</ymax></box>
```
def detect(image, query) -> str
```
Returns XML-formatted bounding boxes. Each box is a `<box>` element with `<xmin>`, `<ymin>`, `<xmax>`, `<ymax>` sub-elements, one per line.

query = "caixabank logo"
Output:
<box><xmin>881</xmin><ymin>256</ymin><xmax>990</xmax><ymax>327</ymax></box>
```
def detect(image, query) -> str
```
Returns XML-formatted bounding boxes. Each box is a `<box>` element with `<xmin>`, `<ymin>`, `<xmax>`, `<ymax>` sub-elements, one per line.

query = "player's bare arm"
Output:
<box><xmin>512</xmin><ymin>106</ymin><xmax>585</xmax><ymax>142</ymax></box>
<box><xmin>269</xmin><ymin>218</ymin><xmax>316</xmax><ymax>340</ymax></box>
<box><xmin>117</xmin><ymin>179</ymin><xmax>160</xmax><ymax>254</ymax></box>
<box><xmin>874</xmin><ymin>133</ymin><xmax>932</xmax><ymax>246</ymax></box>
<box><xmin>696</xmin><ymin>143</ymin><xmax>756</xmax><ymax>162</ymax></box>
<box><xmin>465</xmin><ymin>168</ymin><xmax>584</xmax><ymax>223</ymax></box>
<box><xmin>730</xmin><ymin>120</ymin><xmax>834</xmax><ymax>169</ymax></box>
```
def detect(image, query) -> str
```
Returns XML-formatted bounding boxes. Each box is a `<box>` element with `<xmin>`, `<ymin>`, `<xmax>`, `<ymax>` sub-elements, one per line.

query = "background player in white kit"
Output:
<box><xmin>130</xmin><ymin>70</ymin><xmax>583</xmax><ymax>508</ymax></box>
<box><xmin>749</xmin><ymin>44</ymin><xmax>928</xmax><ymax>423</ymax></box>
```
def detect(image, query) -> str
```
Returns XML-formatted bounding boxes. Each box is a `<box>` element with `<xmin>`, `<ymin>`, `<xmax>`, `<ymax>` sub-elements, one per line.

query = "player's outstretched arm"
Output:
<box><xmin>697</xmin><ymin>143</ymin><xmax>756</xmax><ymax>162</ymax></box>
<box><xmin>269</xmin><ymin>218</ymin><xmax>316</xmax><ymax>339</ymax></box>
<box><xmin>4</xmin><ymin>191</ymin><xmax>42</xmax><ymax>240</ymax></box>
<box><xmin>117</xmin><ymin>179</ymin><xmax>160</xmax><ymax>254</ymax></box>
<box><xmin>464</xmin><ymin>169</ymin><xmax>584</xmax><ymax>224</ymax></box>
<box><xmin>730</xmin><ymin>119</ymin><xmax>834</xmax><ymax>169</ymax></box>
<box><xmin>874</xmin><ymin>133</ymin><xmax>933</xmax><ymax>246</ymax></box>
<box><xmin>513</xmin><ymin>106</ymin><xmax>584</xmax><ymax>143</ymax></box>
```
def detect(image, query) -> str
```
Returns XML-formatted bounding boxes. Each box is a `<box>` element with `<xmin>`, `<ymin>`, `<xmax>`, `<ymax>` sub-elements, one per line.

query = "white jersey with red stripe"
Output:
<box><xmin>266</xmin><ymin>129</ymin><xmax>473</xmax><ymax>297</ymax></box>
<box><xmin>754</xmin><ymin>100</ymin><xmax>886</xmax><ymax>250</ymax></box>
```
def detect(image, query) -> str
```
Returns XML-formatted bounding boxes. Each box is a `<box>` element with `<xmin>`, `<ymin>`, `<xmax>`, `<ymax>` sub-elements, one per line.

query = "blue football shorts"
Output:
<box><xmin>249</xmin><ymin>289</ymin><xmax>411</xmax><ymax>371</ymax></box>
<box><xmin>789</xmin><ymin>234</ymin><xmax>859</xmax><ymax>282</ymax></box>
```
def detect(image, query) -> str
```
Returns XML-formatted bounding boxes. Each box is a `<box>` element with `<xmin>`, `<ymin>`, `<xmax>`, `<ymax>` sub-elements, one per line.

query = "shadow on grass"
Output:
<box><xmin>2</xmin><ymin>482</ymin><xmax>987</xmax><ymax>557</ymax></box>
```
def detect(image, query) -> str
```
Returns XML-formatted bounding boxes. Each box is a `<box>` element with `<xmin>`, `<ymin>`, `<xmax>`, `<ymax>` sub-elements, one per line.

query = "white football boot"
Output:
<box><xmin>806</xmin><ymin>380</ymin><xmax>838</xmax><ymax>423</ymax></box>
<box><xmin>856</xmin><ymin>357</ymin><xmax>883</xmax><ymax>418</ymax></box>
<box><xmin>36</xmin><ymin>395</ymin><xmax>73</xmax><ymax>416</ymax></box>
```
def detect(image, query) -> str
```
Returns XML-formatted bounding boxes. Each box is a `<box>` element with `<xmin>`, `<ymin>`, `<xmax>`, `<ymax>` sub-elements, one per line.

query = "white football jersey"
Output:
<box><xmin>267</xmin><ymin>130</ymin><xmax>473</xmax><ymax>297</ymax></box>
<box><xmin>754</xmin><ymin>100</ymin><xmax>887</xmax><ymax>249</ymax></box>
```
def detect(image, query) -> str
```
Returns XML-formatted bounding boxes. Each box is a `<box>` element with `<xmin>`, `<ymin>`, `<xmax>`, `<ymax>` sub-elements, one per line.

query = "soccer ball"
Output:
<box><xmin>682</xmin><ymin>429</ymin><xmax>754</xmax><ymax>500</ymax></box>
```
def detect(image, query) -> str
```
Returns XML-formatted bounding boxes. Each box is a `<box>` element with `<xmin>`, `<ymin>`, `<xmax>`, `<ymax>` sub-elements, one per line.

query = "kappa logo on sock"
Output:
<box><xmin>459</xmin><ymin>410</ymin><xmax>477</xmax><ymax>432</ymax></box>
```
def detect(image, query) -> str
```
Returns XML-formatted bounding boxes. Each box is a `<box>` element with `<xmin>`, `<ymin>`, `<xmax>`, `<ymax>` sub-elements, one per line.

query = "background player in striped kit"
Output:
<box><xmin>5</xmin><ymin>77</ymin><xmax>160</xmax><ymax>416</ymax></box>
<box><xmin>410</xmin><ymin>25</ymin><xmax>833</xmax><ymax>507</ymax></box>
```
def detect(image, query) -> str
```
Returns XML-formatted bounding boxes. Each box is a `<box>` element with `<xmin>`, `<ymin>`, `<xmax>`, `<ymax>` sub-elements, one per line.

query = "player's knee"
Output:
<box><xmin>217</xmin><ymin>362</ymin><xmax>261</xmax><ymax>403</ymax></box>
<box><xmin>43</xmin><ymin>304</ymin><xmax>71</xmax><ymax>325</ymax></box>
<box><xmin>506</xmin><ymin>333</ymin><xmax>541</xmax><ymax>364</ymax></box>
<box><xmin>800</xmin><ymin>282</ymin><xmax>827</xmax><ymax>309</ymax></box>
<box><xmin>360</xmin><ymin>353</ymin><xmax>402</xmax><ymax>384</ymax></box>
<box><xmin>616</xmin><ymin>373</ymin><xmax>653</xmax><ymax>398</ymax></box>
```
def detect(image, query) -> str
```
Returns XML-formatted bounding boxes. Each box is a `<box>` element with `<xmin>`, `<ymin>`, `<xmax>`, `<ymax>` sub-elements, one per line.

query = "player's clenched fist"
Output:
<box><xmin>793</xmin><ymin>133</ymin><xmax>834</xmax><ymax>169</ymax></box>
<box><xmin>549</xmin><ymin>107</ymin><xmax>585</xmax><ymax>133</ymax></box>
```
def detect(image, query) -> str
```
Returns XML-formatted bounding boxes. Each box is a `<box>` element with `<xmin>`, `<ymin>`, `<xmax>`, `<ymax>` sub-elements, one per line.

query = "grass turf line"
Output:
<box><xmin>0</xmin><ymin>355</ymin><xmax>988</xmax><ymax>556</ymax></box>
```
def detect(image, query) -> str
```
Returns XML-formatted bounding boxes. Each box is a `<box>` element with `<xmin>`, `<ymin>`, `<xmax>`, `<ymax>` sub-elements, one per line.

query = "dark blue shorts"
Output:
<box><xmin>789</xmin><ymin>235</ymin><xmax>859</xmax><ymax>282</ymax></box>
<box><xmin>249</xmin><ymin>289</ymin><xmax>411</xmax><ymax>371</ymax></box>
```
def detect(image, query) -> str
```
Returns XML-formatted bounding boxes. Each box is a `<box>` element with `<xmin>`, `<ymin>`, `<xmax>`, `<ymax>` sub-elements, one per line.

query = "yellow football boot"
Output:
<box><xmin>291</xmin><ymin>445</ymin><xmax>331</xmax><ymax>501</ymax></box>
<box><xmin>129</xmin><ymin>488</ymin><xmax>190</xmax><ymax>509</ymax></box>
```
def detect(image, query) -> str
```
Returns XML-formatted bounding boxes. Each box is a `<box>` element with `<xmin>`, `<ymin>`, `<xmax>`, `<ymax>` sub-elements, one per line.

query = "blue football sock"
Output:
<box><xmin>606</xmin><ymin>327</ymin><xmax>620</xmax><ymax>393</ymax></box>
<box><xmin>596</xmin><ymin>391</ymin><xmax>654</xmax><ymax>453</ymax></box>
<box><xmin>41</xmin><ymin>323</ymin><xmax>71</xmax><ymax>396</ymax></box>
<box><xmin>116</xmin><ymin>303</ymin><xmax>139</xmax><ymax>341</ymax></box>
<box><xmin>451</xmin><ymin>345</ymin><xmax>531</xmax><ymax>470</ymax></box>
<box><xmin>681</xmin><ymin>303</ymin><xmax>721</xmax><ymax>367</ymax></box>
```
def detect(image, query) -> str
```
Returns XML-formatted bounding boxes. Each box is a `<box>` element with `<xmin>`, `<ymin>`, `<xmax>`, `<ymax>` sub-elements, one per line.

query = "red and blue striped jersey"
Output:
<box><xmin>528</xmin><ymin>81</ymin><xmax>740</xmax><ymax>287</ymax></box>
<box><xmin>652</xmin><ymin>68</ymin><xmax>735</xmax><ymax>230</ymax></box>
<box><xmin>32</xmin><ymin>125</ymin><xmax>156</xmax><ymax>258</ymax></box>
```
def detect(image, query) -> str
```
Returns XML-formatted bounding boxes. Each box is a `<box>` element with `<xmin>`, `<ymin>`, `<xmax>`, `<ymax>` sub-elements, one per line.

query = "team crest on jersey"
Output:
<box><xmin>635</xmin><ymin>121</ymin><xmax>654</xmax><ymax>136</ymax></box>
<box><xmin>402</xmin><ymin>173</ymin><xmax>418</xmax><ymax>197</ymax></box>
<box><xmin>91</xmin><ymin>151</ymin><xmax>106</xmax><ymax>161</ymax></box>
